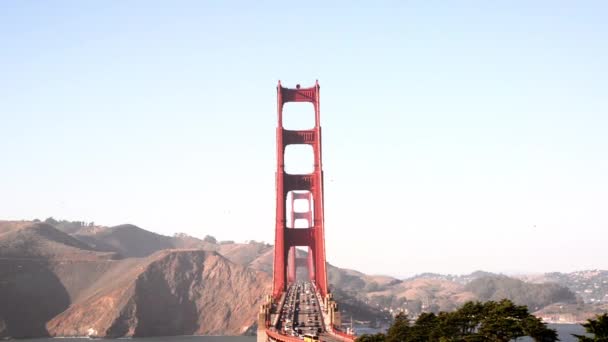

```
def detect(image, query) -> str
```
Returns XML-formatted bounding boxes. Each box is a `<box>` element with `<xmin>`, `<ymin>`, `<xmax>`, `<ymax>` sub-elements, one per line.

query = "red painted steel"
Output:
<box><xmin>287</xmin><ymin>191</ymin><xmax>313</xmax><ymax>283</ymax></box>
<box><xmin>331</xmin><ymin>328</ymin><xmax>355</xmax><ymax>340</ymax></box>
<box><xmin>266</xmin><ymin>329</ymin><xmax>304</xmax><ymax>342</ymax></box>
<box><xmin>287</xmin><ymin>246</ymin><xmax>296</xmax><ymax>284</ymax></box>
<box><xmin>273</xmin><ymin>80</ymin><xmax>328</xmax><ymax>298</ymax></box>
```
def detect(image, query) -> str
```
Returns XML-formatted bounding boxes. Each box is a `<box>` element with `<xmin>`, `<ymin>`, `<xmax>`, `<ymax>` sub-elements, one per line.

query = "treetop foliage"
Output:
<box><xmin>574</xmin><ymin>313</ymin><xmax>608</xmax><ymax>342</ymax></box>
<box><xmin>356</xmin><ymin>299</ymin><xmax>559</xmax><ymax>342</ymax></box>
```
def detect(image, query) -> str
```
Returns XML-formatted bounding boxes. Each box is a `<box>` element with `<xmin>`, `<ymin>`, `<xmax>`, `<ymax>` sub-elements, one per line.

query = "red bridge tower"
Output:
<box><xmin>273</xmin><ymin>80</ymin><xmax>328</xmax><ymax>298</ymax></box>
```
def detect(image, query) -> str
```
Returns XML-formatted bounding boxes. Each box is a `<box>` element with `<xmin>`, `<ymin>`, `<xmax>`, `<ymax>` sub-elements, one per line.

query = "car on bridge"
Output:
<box><xmin>303</xmin><ymin>333</ymin><xmax>319</xmax><ymax>342</ymax></box>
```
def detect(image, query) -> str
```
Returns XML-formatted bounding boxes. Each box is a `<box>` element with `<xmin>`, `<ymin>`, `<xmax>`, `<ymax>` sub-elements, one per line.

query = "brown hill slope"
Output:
<box><xmin>46</xmin><ymin>250</ymin><xmax>270</xmax><ymax>337</ymax></box>
<box><xmin>72</xmin><ymin>224</ymin><xmax>178</xmax><ymax>258</ymax></box>
<box><xmin>0</xmin><ymin>221</ymin><xmax>271</xmax><ymax>338</ymax></box>
<box><xmin>0</xmin><ymin>258</ymin><xmax>71</xmax><ymax>338</ymax></box>
<box><xmin>72</xmin><ymin>224</ymin><xmax>216</xmax><ymax>258</ymax></box>
<box><xmin>0</xmin><ymin>222</ymin><xmax>119</xmax><ymax>337</ymax></box>
<box><xmin>218</xmin><ymin>241</ymin><xmax>273</xmax><ymax>268</ymax></box>
<box><xmin>464</xmin><ymin>275</ymin><xmax>576</xmax><ymax>311</ymax></box>
<box><xmin>0</xmin><ymin>221</ymin><xmax>116</xmax><ymax>260</ymax></box>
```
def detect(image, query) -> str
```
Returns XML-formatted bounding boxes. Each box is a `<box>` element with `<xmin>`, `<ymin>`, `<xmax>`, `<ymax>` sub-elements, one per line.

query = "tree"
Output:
<box><xmin>203</xmin><ymin>235</ymin><xmax>217</xmax><ymax>244</ymax></box>
<box><xmin>386</xmin><ymin>312</ymin><xmax>410</xmax><ymax>342</ymax></box>
<box><xmin>455</xmin><ymin>301</ymin><xmax>485</xmax><ymax>335</ymax></box>
<box><xmin>44</xmin><ymin>217</ymin><xmax>58</xmax><ymax>225</ymax></box>
<box><xmin>574</xmin><ymin>313</ymin><xmax>608</xmax><ymax>342</ymax></box>
<box><xmin>408</xmin><ymin>312</ymin><xmax>438</xmax><ymax>342</ymax></box>
<box><xmin>433</xmin><ymin>311</ymin><xmax>464</xmax><ymax>340</ymax></box>
<box><xmin>359</xmin><ymin>300</ymin><xmax>557</xmax><ymax>342</ymax></box>
<box><xmin>356</xmin><ymin>333</ymin><xmax>386</xmax><ymax>342</ymax></box>
<box><xmin>477</xmin><ymin>300</ymin><xmax>527</xmax><ymax>341</ymax></box>
<box><xmin>521</xmin><ymin>316</ymin><xmax>559</xmax><ymax>342</ymax></box>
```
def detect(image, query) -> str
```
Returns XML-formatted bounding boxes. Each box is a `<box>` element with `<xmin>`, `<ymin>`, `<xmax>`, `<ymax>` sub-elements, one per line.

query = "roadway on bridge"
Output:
<box><xmin>277</xmin><ymin>281</ymin><xmax>322</xmax><ymax>336</ymax></box>
<box><xmin>275</xmin><ymin>281</ymin><xmax>345</xmax><ymax>342</ymax></box>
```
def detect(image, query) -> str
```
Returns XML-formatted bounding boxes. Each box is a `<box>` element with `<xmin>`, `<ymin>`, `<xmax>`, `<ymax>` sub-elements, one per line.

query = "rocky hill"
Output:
<box><xmin>0</xmin><ymin>221</ymin><xmax>116</xmax><ymax>260</ymax></box>
<box><xmin>46</xmin><ymin>250</ymin><xmax>270</xmax><ymax>337</ymax></box>
<box><xmin>69</xmin><ymin>223</ymin><xmax>217</xmax><ymax>258</ymax></box>
<box><xmin>0</xmin><ymin>220</ymin><xmax>269</xmax><ymax>338</ymax></box>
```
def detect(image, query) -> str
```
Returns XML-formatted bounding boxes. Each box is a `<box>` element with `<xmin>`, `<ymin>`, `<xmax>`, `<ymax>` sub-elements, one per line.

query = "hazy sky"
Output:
<box><xmin>1</xmin><ymin>1</ymin><xmax>607</xmax><ymax>277</ymax></box>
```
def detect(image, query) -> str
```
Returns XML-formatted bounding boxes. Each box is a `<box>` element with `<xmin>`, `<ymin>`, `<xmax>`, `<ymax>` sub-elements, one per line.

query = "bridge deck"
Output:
<box><xmin>276</xmin><ymin>281</ymin><xmax>323</xmax><ymax>336</ymax></box>
<box><xmin>265</xmin><ymin>281</ymin><xmax>354</xmax><ymax>342</ymax></box>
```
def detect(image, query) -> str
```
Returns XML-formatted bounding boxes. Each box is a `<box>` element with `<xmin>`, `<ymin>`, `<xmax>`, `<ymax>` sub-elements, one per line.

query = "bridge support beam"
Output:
<box><xmin>257</xmin><ymin>295</ymin><xmax>271</xmax><ymax>342</ymax></box>
<box><xmin>257</xmin><ymin>318</ymin><xmax>267</xmax><ymax>342</ymax></box>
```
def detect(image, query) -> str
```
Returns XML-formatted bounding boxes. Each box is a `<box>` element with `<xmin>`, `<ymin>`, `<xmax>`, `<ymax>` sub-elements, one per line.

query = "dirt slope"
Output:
<box><xmin>0</xmin><ymin>222</ymin><xmax>116</xmax><ymax>260</ymax></box>
<box><xmin>46</xmin><ymin>250</ymin><xmax>270</xmax><ymax>337</ymax></box>
<box><xmin>0</xmin><ymin>221</ymin><xmax>270</xmax><ymax>338</ymax></box>
<box><xmin>73</xmin><ymin>224</ymin><xmax>216</xmax><ymax>258</ymax></box>
<box><xmin>0</xmin><ymin>222</ymin><xmax>120</xmax><ymax>337</ymax></box>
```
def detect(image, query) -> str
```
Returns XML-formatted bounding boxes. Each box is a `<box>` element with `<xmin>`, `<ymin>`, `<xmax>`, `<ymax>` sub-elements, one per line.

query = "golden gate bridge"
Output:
<box><xmin>257</xmin><ymin>81</ymin><xmax>356</xmax><ymax>342</ymax></box>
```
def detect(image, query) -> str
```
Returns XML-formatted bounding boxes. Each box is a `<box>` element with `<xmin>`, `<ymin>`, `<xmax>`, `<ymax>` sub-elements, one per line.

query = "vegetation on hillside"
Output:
<box><xmin>465</xmin><ymin>276</ymin><xmax>576</xmax><ymax>311</ymax></box>
<box><xmin>356</xmin><ymin>299</ymin><xmax>558</xmax><ymax>342</ymax></box>
<box><xmin>541</xmin><ymin>271</ymin><xmax>608</xmax><ymax>304</ymax></box>
<box><xmin>330</xmin><ymin>287</ymin><xmax>392</xmax><ymax>325</ymax></box>
<box><xmin>41</xmin><ymin>217</ymin><xmax>95</xmax><ymax>234</ymax></box>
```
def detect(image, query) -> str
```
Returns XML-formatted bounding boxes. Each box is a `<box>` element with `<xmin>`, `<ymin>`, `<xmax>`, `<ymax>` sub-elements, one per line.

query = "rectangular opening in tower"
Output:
<box><xmin>293</xmin><ymin>219</ymin><xmax>309</xmax><ymax>228</ymax></box>
<box><xmin>293</xmin><ymin>199</ymin><xmax>310</xmax><ymax>212</ymax></box>
<box><xmin>282</xmin><ymin>102</ymin><xmax>316</xmax><ymax>130</ymax></box>
<box><xmin>295</xmin><ymin>248</ymin><xmax>311</xmax><ymax>282</ymax></box>
<box><xmin>284</xmin><ymin>144</ymin><xmax>314</xmax><ymax>175</ymax></box>
<box><xmin>286</xmin><ymin>190</ymin><xmax>314</xmax><ymax>229</ymax></box>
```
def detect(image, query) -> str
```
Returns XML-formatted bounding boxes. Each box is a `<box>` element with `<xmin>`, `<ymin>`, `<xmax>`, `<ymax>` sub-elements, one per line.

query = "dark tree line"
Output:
<box><xmin>356</xmin><ymin>299</ymin><xmax>559</xmax><ymax>342</ymax></box>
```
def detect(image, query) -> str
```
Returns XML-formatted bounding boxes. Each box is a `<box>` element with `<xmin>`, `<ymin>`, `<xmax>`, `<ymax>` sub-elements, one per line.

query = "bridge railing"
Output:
<box><xmin>330</xmin><ymin>327</ymin><xmax>357</xmax><ymax>342</ymax></box>
<box><xmin>271</xmin><ymin>292</ymin><xmax>287</xmax><ymax>328</ymax></box>
<box><xmin>266</xmin><ymin>329</ymin><xmax>305</xmax><ymax>342</ymax></box>
<box><xmin>267</xmin><ymin>328</ymin><xmax>355</xmax><ymax>342</ymax></box>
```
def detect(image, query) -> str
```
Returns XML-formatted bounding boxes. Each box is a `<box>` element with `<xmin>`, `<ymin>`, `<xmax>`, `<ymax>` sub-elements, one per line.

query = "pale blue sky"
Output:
<box><xmin>1</xmin><ymin>1</ymin><xmax>607</xmax><ymax>276</ymax></box>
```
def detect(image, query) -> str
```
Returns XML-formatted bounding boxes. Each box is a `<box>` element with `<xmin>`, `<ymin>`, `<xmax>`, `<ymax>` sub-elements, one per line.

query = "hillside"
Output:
<box><xmin>0</xmin><ymin>221</ymin><xmax>116</xmax><ymax>260</ymax></box>
<box><xmin>464</xmin><ymin>275</ymin><xmax>576</xmax><ymax>311</ymax></box>
<box><xmin>518</xmin><ymin>270</ymin><xmax>608</xmax><ymax>304</ymax></box>
<box><xmin>58</xmin><ymin>222</ymin><xmax>596</xmax><ymax>322</ymax></box>
<box><xmin>71</xmin><ymin>224</ymin><xmax>216</xmax><ymax>258</ymax></box>
<box><xmin>1</xmin><ymin>218</ymin><xmax>604</xmax><ymax>337</ymax></box>
<box><xmin>0</xmin><ymin>220</ymin><xmax>270</xmax><ymax>338</ymax></box>
<box><xmin>341</xmin><ymin>272</ymin><xmax>577</xmax><ymax>319</ymax></box>
<box><xmin>250</xmin><ymin>251</ymin><xmax>581</xmax><ymax>322</ymax></box>
<box><xmin>46</xmin><ymin>250</ymin><xmax>270</xmax><ymax>337</ymax></box>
